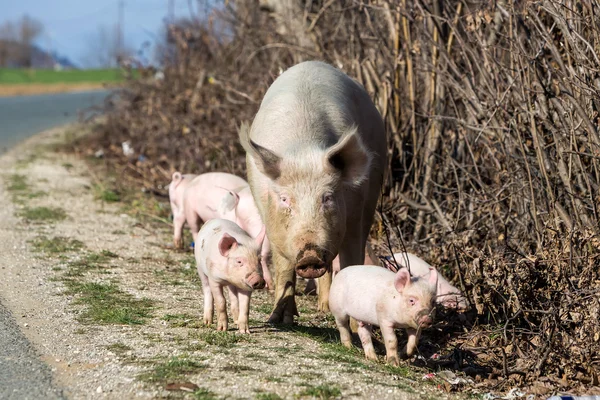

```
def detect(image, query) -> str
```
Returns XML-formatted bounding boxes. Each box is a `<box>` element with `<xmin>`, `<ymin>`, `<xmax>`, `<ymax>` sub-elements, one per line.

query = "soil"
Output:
<box><xmin>0</xmin><ymin>125</ymin><xmax>471</xmax><ymax>399</ymax></box>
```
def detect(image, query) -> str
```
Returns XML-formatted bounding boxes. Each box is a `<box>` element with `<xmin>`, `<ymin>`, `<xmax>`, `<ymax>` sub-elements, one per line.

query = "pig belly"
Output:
<box><xmin>329</xmin><ymin>266</ymin><xmax>394</xmax><ymax>326</ymax></box>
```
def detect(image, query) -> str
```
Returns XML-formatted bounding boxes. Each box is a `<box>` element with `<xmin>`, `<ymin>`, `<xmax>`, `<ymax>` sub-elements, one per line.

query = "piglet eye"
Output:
<box><xmin>409</xmin><ymin>298</ymin><xmax>416</xmax><ymax>306</ymax></box>
<box><xmin>236</xmin><ymin>259</ymin><xmax>243</xmax><ymax>265</ymax></box>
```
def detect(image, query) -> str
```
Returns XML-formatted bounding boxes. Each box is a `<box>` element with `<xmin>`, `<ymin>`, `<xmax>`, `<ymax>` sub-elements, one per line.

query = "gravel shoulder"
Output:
<box><xmin>0</xmin><ymin>126</ymin><xmax>469</xmax><ymax>399</ymax></box>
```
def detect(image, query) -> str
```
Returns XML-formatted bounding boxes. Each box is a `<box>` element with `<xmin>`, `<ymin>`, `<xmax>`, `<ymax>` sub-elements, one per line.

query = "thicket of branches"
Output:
<box><xmin>79</xmin><ymin>0</ymin><xmax>600</xmax><ymax>394</ymax></box>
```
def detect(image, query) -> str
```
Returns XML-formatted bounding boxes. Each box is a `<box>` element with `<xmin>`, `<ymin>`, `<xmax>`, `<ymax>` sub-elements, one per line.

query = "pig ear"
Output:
<box><xmin>218</xmin><ymin>233</ymin><xmax>238</xmax><ymax>257</ymax></box>
<box><xmin>427</xmin><ymin>267</ymin><xmax>438</xmax><ymax>287</ymax></box>
<box><xmin>394</xmin><ymin>268</ymin><xmax>411</xmax><ymax>293</ymax></box>
<box><xmin>255</xmin><ymin>224</ymin><xmax>266</xmax><ymax>247</ymax></box>
<box><xmin>239</xmin><ymin>122</ymin><xmax>281</xmax><ymax>180</ymax></box>
<box><xmin>325</xmin><ymin>127</ymin><xmax>372</xmax><ymax>187</ymax></box>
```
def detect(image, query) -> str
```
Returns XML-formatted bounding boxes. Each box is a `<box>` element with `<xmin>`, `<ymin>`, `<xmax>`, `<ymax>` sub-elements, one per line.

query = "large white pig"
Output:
<box><xmin>239</xmin><ymin>61</ymin><xmax>387</xmax><ymax>323</ymax></box>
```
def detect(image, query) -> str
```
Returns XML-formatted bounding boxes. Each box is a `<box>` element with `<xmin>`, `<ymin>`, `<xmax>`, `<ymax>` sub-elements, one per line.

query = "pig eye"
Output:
<box><xmin>236</xmin><ymin>259</ymin><xmax>243</xmax><ymax>266</ymax></box>
<box><xmin>409</xmin><ymin>297</ymin><xmax>417</xmax><ymax>306</ymax></box>
<box><xmin>322</xmin><ymin>193</ymin><xmax>334</xmax><ymax>207</ymax></box>
<box><xmin>279</xmin><ymin>194</ymin><xmax>291</xmax><ymax>208</ymax></box>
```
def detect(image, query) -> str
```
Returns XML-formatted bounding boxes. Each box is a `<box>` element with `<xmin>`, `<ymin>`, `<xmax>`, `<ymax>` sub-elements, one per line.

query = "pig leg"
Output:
<box><xmin>333</xmin><ymin>314</ymin><xmax>352</xmax><ymax>348</ymax></box>
<box><xmin>209</xmin><ymin>281</ymin><xmax>228</xmax><ymax>331</ymax></box>
<box><xmin>268</xmin><ymin>250</ymin><xmax>298</xmax><ymax>324</ymax></box>
<box><xmin>173</xmin><ymin>211</ymin><xmax>186</xmax><ymax>249</ymax></box>
<box><xmin>404</xmin><ymin>328</ymin><xmax>420</xmax><ymax>357</ymax></box>
<box><xmin>357</xmin><ymin>323</ymin><xmax>378</xmax><ymax>362</ymax></box>
<box><xmin>380</xmin><ymin>321</ymin><xmax>400</xmax><ymax>366</ymax></box>
<box><xmin>185</xmin><ymin>208</ymin><xmax>202</xmax><ymax>245</ymax></box>
<box><xmin>237</xmin><ymin>290</ymin><xmax>252</xmax><ymax>334</ymax></box>
<box><xmin>260</xmin><ymin>241</ymin><xmax>273</xmax><ymax>290</ymax></box>
<box><xmin>199</xmin><ymin>270</ymin><xmax>213</xmax><ymax>325</ymax></box>
<box><xmin>317</xmin><ymin>271</ymin><xmax>332</xmax><ymax>313</ymax></box>
<box><xmin>227</xmin><ymin>285</ymin><xmax>239</xmax><ymax>325</ymax></box>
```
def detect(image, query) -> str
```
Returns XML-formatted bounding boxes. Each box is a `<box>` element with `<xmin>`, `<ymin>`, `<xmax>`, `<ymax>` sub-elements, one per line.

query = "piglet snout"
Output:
<box><xmin>246</xmin><ymin>273</ymin><xmax>265</xmax><ymax>290</ymax></box>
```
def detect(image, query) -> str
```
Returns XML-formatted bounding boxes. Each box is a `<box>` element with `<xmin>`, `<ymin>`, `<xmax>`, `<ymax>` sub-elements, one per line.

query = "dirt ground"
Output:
<box><xmin>0</xmin><ymin>126</ymin><xmax>475</xmax><ymax>399</ymax></box>
<box><xmin>0</xmin><ymin>83</ymin><xmax>111</xmax><ymax>97</ymax></box>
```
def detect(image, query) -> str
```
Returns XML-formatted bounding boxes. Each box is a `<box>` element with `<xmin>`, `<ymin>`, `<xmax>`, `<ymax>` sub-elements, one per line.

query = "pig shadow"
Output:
<box><xmin>276</xmin><ymin>324</ymin><xmax>341</xmax><ymax>344</ymax></box>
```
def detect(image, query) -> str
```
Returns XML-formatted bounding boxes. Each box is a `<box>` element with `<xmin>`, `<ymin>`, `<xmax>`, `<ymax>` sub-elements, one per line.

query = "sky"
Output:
<box><xmin>0</xmin><ymin>0</ymin><xmax>209</xmax><ymax>68</ymax></box>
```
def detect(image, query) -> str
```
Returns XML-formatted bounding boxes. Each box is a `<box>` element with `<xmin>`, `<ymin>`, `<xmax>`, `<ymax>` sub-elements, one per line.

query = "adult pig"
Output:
<box><xmin>195</xmin><ymin>219</ymin><xmax>266</xmax><ymax>333</ymax></box>
<box><xmin>239</xmin><ymin>61</ymin><xmax>387</xmax><ymax>322</ymax></box>
<box><xmin>388</xmin><ymin>252</ymin><xmax>468</xmax><ymax>310</ymax></box>
<box><xmin>329</xmin><ymin>265</ymin><xmax>438</xmax><ymax>365</ymax></box>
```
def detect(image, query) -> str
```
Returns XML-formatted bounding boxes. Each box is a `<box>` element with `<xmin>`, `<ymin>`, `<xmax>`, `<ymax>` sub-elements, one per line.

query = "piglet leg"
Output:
<box><xmin>357</xmin><ymin>322</ymin><xmax>377</xmax><ymax>361</ymax></box>
<box><xmin>227</xmin><ymin>285</ymin><xmax>239</xmax><ymax>324</ymax></box>
<box><xmin>237</xmin><ymin>290</ymin><xmax>252</xmax><ymax>334</ymax></box>
<box><xmin>210</xmin><ymin>281</ymin><xmax>228</xmax><ymax>331</ymax></box>
<box><xmin>199</xmin><ymin>271</ymin><xmax>213</xmax><ymax>325</ymax></box>
<box><xmin>380</xmin><ymin>321</ymin><xmax>400</xmax><ymax>366</ymax></box>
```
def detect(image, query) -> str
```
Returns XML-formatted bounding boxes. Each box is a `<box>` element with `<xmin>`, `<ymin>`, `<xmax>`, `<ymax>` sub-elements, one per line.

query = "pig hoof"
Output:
<box><xmin>267</xmin><ymin>311</ymin><xmax>282</xmax><ymax>323</ymax></box>
<box><xmin>238</xmin><ymin>324</ymin><xmax>250</xmax><ymax>334</ymax></box>
<box><xmin>386</xmin><ymin>355</ymin><xmax>400</xmax><ymax>366</ymax></box>
<box><xmin>174</xmin><ymin>239</ymin><xmax>184</xmax><ymax>249</ymax></box>
<box><xmin>364</xmin><ymin>350</ymin><xmax>378</xmax><ymax>361</ymax></box>
<box><xmin>318</xmin><ymin>300</ymin><xmax>330</xmax><ymax>313</ymax></box>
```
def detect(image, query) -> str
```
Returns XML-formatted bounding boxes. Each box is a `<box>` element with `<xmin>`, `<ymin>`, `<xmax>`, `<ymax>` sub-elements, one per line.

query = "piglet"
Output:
<box><xmin>168</xmin><ymin>172</ymin><xmax>198</xmax><ymax>249</ymax></box>
<box><xmin>329</xmin><ymin>265</ymin><xmax>438</xmax><ymax>365</ymax></box>
<box><xmin>387</xmin><ymin>253</ymin><xmax>468</xmax><ymax>310</ymax></box>
<box><xmin>195</xmin><ymin>219</ymin><xmax>266</xmax><ymax>333</ymax></box>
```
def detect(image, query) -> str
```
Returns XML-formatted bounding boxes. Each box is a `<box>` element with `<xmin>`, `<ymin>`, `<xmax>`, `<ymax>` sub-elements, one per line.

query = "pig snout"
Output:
<box><xmin>416</xmin><ymin>310</ymin><xmax>434</xmax><ymax>328</ymax></box>
<box><xmin>295</xmin><ymin>247</ymin><xmax>330</xmax><ymax>279</ymax></box>
<box><xmin>246</xmin><ymin>273</ymin><xmax>265</xmax><ymax>290</ymax></box>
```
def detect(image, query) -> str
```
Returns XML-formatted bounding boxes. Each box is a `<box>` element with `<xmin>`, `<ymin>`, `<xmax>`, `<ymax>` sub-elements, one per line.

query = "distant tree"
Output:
<box><xmin>0</xmin><ymin>15</ymin><xmax>44</xmax><ymax>67</ymax></box>
<box><xmin>83</xmin><ymin>24</ymin><xmax>134</xmax><ymax>68</ymax></box>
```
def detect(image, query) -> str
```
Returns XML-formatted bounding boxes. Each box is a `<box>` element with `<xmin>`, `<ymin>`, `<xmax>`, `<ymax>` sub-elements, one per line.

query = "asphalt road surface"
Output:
<box><xmin>0</xmin><ymin>301</ymin><xmax>64</xmax><ymax>399</ymax></box>
<box><xmin>0</xmin><ymin>90</ymin><xmax>109</xmax><ymax>153</ymax></box>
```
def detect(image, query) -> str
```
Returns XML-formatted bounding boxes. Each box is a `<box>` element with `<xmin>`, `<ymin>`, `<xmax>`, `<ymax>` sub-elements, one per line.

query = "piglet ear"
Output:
<box><xmin>427</xmin><ymin>267</ymin><xmax>438</xmax><ymax>287</ymax></box>
<box><xmin>218</xmin><ymin>233</ymin><xmax>238</xmax><ymax>257</ymax></box>
<box><xmin>394</xmin><ymin>268</ymin><xmax>411</xmax><ymax>293</ymax></box>
<box><xmin>255</xmin><ymin>224</ymin><xmax>266</xmax><ymax>248</ymax></box>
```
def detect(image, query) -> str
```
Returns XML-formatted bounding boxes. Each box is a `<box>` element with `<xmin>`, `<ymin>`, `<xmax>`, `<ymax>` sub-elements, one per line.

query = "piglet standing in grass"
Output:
<box><xmin>195</xmin><ymin>219</ymin><xmax>266</xmax><ymax>333</ymax></box>
<box><xmin>329</xmin><ymin>265</ymin><xmax>438</xmax><ymax>365</ymax></box>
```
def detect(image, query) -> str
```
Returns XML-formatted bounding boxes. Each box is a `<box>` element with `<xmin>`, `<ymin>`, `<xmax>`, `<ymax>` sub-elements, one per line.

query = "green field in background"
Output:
<box><xmin>0</xmin><ymin>68</ymin><xmax>130</xmax><ymax>84</ymax></box>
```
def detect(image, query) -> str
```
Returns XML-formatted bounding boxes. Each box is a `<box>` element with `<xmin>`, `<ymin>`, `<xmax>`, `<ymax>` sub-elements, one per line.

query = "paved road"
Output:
<box><xmin>0</xmin><ymin>90</ymin><xmax>109</xmax><ymax>153</ymax></box>
<box><xmin>0</xmin><ymin>301</ymin><xmax>64</xmax><ymax>399</ymax></box>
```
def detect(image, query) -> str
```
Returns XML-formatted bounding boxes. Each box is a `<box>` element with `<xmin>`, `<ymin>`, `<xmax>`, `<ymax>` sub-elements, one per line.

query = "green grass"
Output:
<box><xmin>6</xmin><ymin>174</ymin><xmax>28</xmax><ymax>191</ymax></box>
<box><xmin>192</xmin><ymin>388</ymin><xmax>219</xmax><ymax>400</ymax></box>
<box><xmin>297</xmin><ymin>384</ymin><xmax>341</xmax><ymax>399</ymax></box>
<box><xmin>0</xmin><ymin>68</ymin><xmax>128</xmax><ymax>84</ymax></box>
<box><xmin>190</xmin><ymin>330</ymin><xmax>251</xmax><ymax>348</ymax></box>
<box><xmin>20</xmin><ymin>206</ymin><xmax>67</xmax><ymax>221</ymax></box>
<box><xmin>139</xmin><ymin>356</ymin><xmax>207</xmax><ymax>383</ymax></box>
<box><xmin>65</xmin><ymin>250</ymin><xmax>119</xmax><ymax>276</ymax></box>
<box><xmin>162</xmin><ymin>313</ymin><xmax>202</xmax><ymax>328</ymax></box>
<box><xmin>255</xmin><ymin>392</ymin><xmax>283</xmax><ymax>400</ymax></box>
<box><xmin>29</xmin><ymin>236</ymin><xmax>84</xmax><ymax>254</ymax></box>
<box><xmin>106</xmin><ymin>342</ymin><xmax>133</xmax><ymax>354</ymax></box>
<box><xmin>62</xmin><ymin>280</ymin><xmax>154</xmax><ymax>325</ymax></box>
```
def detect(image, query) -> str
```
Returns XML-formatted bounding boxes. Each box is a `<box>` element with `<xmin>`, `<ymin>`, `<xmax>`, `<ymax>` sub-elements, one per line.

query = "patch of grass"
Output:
<box><xmin>7</xmin><ymin>174</ymin><xmax>28</xmax><ymax>191</ymax></box>
<box><xmin>106</xmin><ymin>342</ymin><xmax>133</xmax><ymax>354</ymax></box>
<box><xmin>62</xmin><ymin>162</ymin><xmax>74</xmax><ymax>170</ymax></box>
<box><xmin>265</xmin><ymin>376</ymin><xmax>284</xmax><ymax>383</ymax></box>
<box><xmin>281</xmin><ymin>324</ymin><xmax>339</xmax><ymax>344</ymax></box>
<box><xmin>192</xmin><ymin>330</ymin><xmax>250</xmax><ymax>348</ymax></box>
<box><xmin>382</xmin><ymin>363</ymin><xmax>413</xmax><ymax>378</ymax></box>
<box><xmin>26</xmin><ymin>190</ymin><xmax>47</xmax><ymax>198</ymax></box>
<box><xmin>20</xmin><ymin>206</ymin><xmax>67</xmax><ymax>222</ymax></box>
<box><xmin>318</xmin><ymin>343</ymin><xmax>368</xmax><ymax>369</ymax></box>
<box><xmin>0</xmin><ymin>68</ymin><xmax>128</xmax><ymax>84</ymax></box>
<box><xmin>255</xmin><ymin>393</ymin><xmax>283</xmax><ymax>400</ymax></box>
<box><xmin>220</xmin><ymin>364</ymin><xmax>256</xmax><ymax>373</ymax></box>
<box><xmin>29</xmin><ymin>236</ymin><xmax>84</xmax><ymax>254</ymax></box>
<box><xmin>297</xmin><ymin>384</ymin><xmax>341</xmax><ymax>399</ymax></box>
<box><xmin>162</xmin><ymin>313</ymin><xmax>202</xmax><ymax>328</ymax></box>
<box><xmin>193</xmin><ymin>388</ymin><xmax>219</xmax><ymax>400</ymax></box>
<box><xmin>139</xmin><ymin>356</ymin><xmax>206</xmax><ymax>383</ymax></box>
<box><xmin>95</xmin><ymin>187</ymin><xmax>121</xmax><ymax>202</ymax></box>
<box><xmin>65</xmin><ymin>250</ymin><xmax>119</xmax><ymax>276</ymax></box>
<box><xmin>63</xmin><ymin>280</ymin><xmax>154</xmax><ymax>325</ymax></box>
<box><xmin>112</xmin><ymin>229</ymin><xmax>126</xmax><ymax>235</ymax></box>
